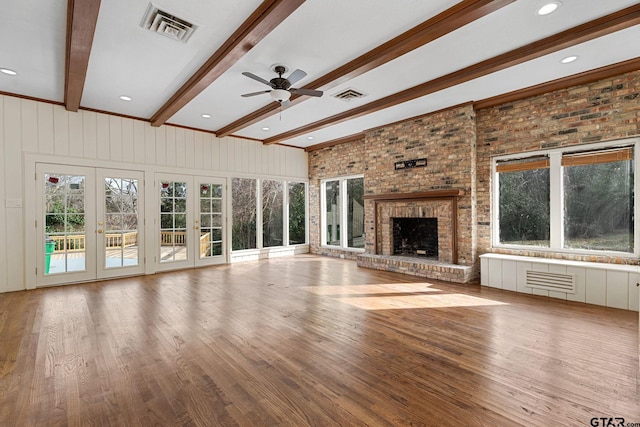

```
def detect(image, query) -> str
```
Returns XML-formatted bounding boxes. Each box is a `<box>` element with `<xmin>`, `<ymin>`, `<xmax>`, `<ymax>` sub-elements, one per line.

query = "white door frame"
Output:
<box><xmin>35</xmin><ymin>164</ymin><xmax>97</xmax><ymax>287</ymax></box>
<box><xmin>96</xmin><ymin>169</ymin><xmax>145</xmax><ymax>280</ymax></box>
<box><xmin>154</xmin><ymin>173</ymin><xmax>228</xmax><ymax>272</ymax></box>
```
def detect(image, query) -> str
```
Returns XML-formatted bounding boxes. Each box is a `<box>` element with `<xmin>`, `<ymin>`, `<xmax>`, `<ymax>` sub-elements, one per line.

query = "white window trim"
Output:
<box><xmin>320</xmin><ymin>174</ymin><xmax>366</xmax><ymax>252</ymax></box>
<box><xmin>492</xmin><ymin>138</ymin><xmax>640</xmax><ymax>257</ymax></box>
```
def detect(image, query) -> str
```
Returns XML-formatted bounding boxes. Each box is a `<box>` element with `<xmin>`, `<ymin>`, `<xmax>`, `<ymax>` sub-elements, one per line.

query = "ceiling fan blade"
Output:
<box><xmin>241</xmin><ymin>72</ymin><xmax>273</xmax><ymax>87</ymax></box>
<box><xmin>241</xmin><ymin>90</ymin><xmax>271</xmax><ymax>97</ymax></box>
<box><xmin>290</xmin><ymin>88</ymin><xmax>323</xmax><ymax>97</ymax></box>
<box><xmin>286</xmin><ymin>69</ymin><xmax>307</xmax><ymax>85</ymax></box>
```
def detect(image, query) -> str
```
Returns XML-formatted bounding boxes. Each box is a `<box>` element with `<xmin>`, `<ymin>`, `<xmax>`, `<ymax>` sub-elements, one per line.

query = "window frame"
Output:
<box><xmin>320</xmin><ymin>174</ymin><xmax>366</xmax><ymax>252</ymax></box>
<box><xmin>492</xmin><ymin>138</ymin><xmax>640</xmax><ymax>257</ymax></box>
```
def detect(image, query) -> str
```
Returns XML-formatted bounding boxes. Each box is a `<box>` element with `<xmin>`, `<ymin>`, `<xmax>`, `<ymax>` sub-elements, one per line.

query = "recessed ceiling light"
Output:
<box><xmin>537</xmin><ymin>2</ymin><xmax>560</xmax><ymax>16</ymax></box>
<box><xmin>307</xmin><ymin>136</ymin><xmax>314</xmax><ymax>140</ymax></box>
<box><xmin>0</xmin><ymin>68</ymin><xmax>17</xmax><ymax>76</ymax></box>
<box><xmin>201</xmin><ymin>114</ymin><xmax>211</xmax><ymax>119</ymax></box>
<box><xmin>561</xmin><ymin>55</ymin><xmax>578</xmax><ymax>64</ymax></box>
<box><xmin>119</xmin><ymin>95</ymin><xmax>132</xmax><ymax>101</ymax></box>
<box><xmin>262</xmin><ymin>127</ymin><xmax>270</xmax><ymax>131</ymax></box>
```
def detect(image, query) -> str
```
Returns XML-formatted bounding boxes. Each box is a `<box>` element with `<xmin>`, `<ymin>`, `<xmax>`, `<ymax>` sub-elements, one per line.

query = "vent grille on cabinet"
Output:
<box><xmin>525</xmin><ymin>270</ymin><xmax>575</xmax><ymax>293</ymax></box>
<box><xmin>140</xmin><ymin>3</ymin><xmax>197</xmax><ymax>43</ymax></box>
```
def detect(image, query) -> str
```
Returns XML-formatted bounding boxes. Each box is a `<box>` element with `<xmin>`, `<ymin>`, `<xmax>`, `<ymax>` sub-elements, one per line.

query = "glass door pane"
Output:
<box><xmin>97</xmin><ymin>169</ymin><xmax>145</xmax><ymax>279</ymax></box>
<box><xmin>160</xmin><ymin>180</ymin><xmax>189</xmax><ymax>263</ymax></box>
<box><xmin>37</xmin><ymin>163</ymin><xmax>96</xmax><ymax>287</ymax></box>
<box><xmin>44</xmin><ymin>174</ymin><xmax>87</xmax><ymax>274</ymax></box>
<box><xmin>198</xmin><ymin>181</ymin><xmax>224</xmax><ymax>262</ymax></box>
<box><xmin>104</xmin><ymin>177</ymin><xmax>139</xmax><ymax>267</ymax></box>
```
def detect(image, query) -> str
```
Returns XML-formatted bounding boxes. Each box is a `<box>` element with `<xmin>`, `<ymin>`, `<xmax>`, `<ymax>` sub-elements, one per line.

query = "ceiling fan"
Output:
<box><xmin>241</xmin><ymin>65</ymin><xmax>323</xmax><ymax>104</ymax></box>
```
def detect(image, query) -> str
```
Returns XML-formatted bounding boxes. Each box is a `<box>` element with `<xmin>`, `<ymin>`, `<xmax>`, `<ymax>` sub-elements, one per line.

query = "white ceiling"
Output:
<box><xmin>1</xmin><ymin>0</ymin><xmax>639</xmax><ymax>149</ymax></box>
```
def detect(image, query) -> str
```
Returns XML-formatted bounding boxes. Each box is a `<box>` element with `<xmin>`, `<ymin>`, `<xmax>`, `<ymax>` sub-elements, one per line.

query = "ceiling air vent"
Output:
<box><xmin>332</xmin><ymin>88</ymin><xmax>366</xmax><ymax>101</ymax></box>
<box><xmin>140</xmin><ymin>3</ymin><xmax>197</xmax><ymax>43</ymax></box>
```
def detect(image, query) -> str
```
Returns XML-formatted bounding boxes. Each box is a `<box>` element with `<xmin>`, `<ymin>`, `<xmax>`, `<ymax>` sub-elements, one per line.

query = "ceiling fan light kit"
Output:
<box><xmin>271</xmin><ymin>89</ymin><xmax>291</xmax><ymax>102</ymax></box>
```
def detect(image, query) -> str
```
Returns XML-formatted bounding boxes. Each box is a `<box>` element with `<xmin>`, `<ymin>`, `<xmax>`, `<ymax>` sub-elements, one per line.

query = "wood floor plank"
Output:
<box><xmin>0</xmin><ymin>254</ymin><xmax>638</xmax><ymax>426</ymax></box>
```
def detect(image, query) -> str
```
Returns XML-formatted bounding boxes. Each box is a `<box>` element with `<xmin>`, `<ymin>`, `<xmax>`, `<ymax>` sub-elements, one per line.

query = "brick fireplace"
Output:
<box><xmin>368</xmin><ymin>190</ymin><xmax>462</xmax><ymax>263</ymax></box>
<box><xmin>356</xmin><ymin>190</ymin><xmax>473</xmax><ymax>283</ymax></box>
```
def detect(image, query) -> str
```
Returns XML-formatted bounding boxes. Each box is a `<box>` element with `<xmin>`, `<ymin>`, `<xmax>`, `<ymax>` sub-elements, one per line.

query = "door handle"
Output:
<box><xmin>194</xmin><ymin>226</ymin><xmax>200</xmax><ymax>230</ymax></box>
<box><xmin>98</xmin><ymin>229</ymin><xmax>103</xmax><ymax>234</ymax></box>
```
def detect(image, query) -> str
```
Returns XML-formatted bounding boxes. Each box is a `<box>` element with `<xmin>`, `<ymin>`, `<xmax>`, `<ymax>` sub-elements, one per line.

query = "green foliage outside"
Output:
<box><xmin>289</xmin><ymin>183</ymin><xmax>306</xmax><ymax>245</ymax></box>
<box><xmin>499</xmin><ymin>168</ymin><xmax>550</xmax><ymax>245</ymax></box>
<box><xmin>563</xmin><ymin>161</ymin><xmax>633</xmax><ymax>251</ymax></box>
<box><xmin>232</xmin><ymin>178</ymin><xmax>257</xmax><ymax>250</ymax></box>
<box><xmin>499</xmin><ymin>159</ymin><xmax>634</xmax><ymax>252</ymax></box>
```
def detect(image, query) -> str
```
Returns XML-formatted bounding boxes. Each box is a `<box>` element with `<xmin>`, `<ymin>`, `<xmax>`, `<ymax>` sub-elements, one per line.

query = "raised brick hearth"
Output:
<box><xmin>357</xmin><ymin>254</ymin><xmax>473</xmax><ymax>283</ymax></box>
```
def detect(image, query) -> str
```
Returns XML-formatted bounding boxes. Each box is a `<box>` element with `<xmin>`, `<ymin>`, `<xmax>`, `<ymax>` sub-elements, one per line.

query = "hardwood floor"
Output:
<box><xmin>1</xmin><ymin>254</ymin><xmax>638</xmax><ymax>426</ymax></box>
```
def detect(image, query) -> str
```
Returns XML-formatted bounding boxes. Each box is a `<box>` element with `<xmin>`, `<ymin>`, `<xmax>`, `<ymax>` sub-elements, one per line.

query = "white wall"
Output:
<box><xmin>0</xmin><ymin>94</ymin><xmax>308</xmax><ymax>293</ymax></box>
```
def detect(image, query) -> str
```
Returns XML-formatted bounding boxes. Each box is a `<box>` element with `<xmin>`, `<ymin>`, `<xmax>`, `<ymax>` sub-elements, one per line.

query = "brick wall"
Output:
<box><xmin>476</xmin><ymin>70</ymin><xmax>640</xmax><ymax>263</ymax></box>
<box><xmin>363</xmin><ymin>104</ymin><xmax>477</xmax><ymax>266</ymax></box>
<box><xmin>308</xmin><ymin>138</ymin><xmax>366</xmax><ymax>259</ymax></box>
<box><xmin>308</xmin><ymin>104</ymin><xmax>477</xmax><ymax>266</ymax></box>
<box><xmin>308</xmin><ymin>69</ymin><xmax>640</xmax><ymax>276</ymax></box>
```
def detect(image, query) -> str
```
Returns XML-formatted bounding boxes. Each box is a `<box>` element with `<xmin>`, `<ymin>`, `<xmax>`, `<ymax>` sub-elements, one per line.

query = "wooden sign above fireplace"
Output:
<box><xmin>394</xmin><ymin>158</ymin><xmax>427</xmax><ymax>170</ymax></box>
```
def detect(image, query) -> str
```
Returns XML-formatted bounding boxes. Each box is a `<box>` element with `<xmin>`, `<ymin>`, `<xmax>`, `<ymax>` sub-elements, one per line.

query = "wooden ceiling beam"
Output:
<box><xmin>64</xmin><ymin>0</ymin><xmax>101</xmax><ymax>112</ymax></box>
<box><xmin>263</xmin><ymin>4</ymin><xmax>640</xmax><ymax>145</ymax></box>
<box><xmin>150</xmin><ymin>0</ymin><xmax>305</xmax><ymax>127</ymax></box>
<box><xmin>215</xmin><ymin>0</ymin><xmax>515</xmax><ymax>138</ymax></box>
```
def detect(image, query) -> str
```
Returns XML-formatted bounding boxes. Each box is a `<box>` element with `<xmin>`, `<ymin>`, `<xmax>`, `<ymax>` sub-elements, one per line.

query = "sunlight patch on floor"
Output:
<box><xmin>336</xmin><ymin>293</ymin><xmax>509</xmax><ymax>310</ymax></box>
<box><xmin>303</xmin><ymin>283</ymin><xmax>440</xmax><ymax>296</ymax></box>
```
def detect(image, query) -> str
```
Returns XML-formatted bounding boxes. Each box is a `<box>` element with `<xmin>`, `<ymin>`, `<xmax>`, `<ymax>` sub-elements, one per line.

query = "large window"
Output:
<box><xmin>322</xmin><ymin>176</ymin><xmax>365</xmax><ymax>250</ymax></box>
<box><xmin>288</xmin><ymin>182</ymin><xmax>306</xmax><ymax>245</ymax></box>
<box><xmin>262</xmin><ymin>180</ymin><xmax>284</xmax><ymax>247</ymax></box>
<box><xmin>494</xmin><ymin>141</ymin><xmax>636</xmax><ymax>255</ymax></box>
<box><xmin>563</xmin><ymin>148</ymin><xmax>634</xmax><ymax>252</ymax></box>
<box><xmin>232</xmin><ymin>178</ymin><xmax>307</xmax><ymax>251</ymax></box>
<box><xmin>496</xmin><ymin>156</ymin><xmax>550</xmax><ymax>247</ymax></box>
<box><xmin>232</xmin><ymin>178</ymin><xmax>257</xmax><ymax>250</ymax></box>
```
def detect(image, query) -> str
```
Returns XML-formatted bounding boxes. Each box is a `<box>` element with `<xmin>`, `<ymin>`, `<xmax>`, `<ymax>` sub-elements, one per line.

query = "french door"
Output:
<box><xmin>36</xmin><ymin>164</ymin><xmax>145</xmax><ymax>287</ymax></box>
<box><xmin>155</xmin><ymin>174</ymin><xmax>226</xmax><ymax>271</ymax></box>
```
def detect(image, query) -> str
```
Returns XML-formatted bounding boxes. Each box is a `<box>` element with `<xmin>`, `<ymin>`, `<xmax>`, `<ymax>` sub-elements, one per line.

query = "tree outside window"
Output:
<box><xmin>288</xmin><ymin>182</ymin><xmax>306</xmax><ymax>245</ymax></box>
<box><xmin>497</xmin><ymin>157</ymin><xmax>550</xmax><ymax>246</ymax></box>
<box><xmin>262</xmin><ymin>180</ymin><xmax>283</xmax><ymax>247</ymax></box>
<box><xmin>495</xmin><ymin>143</ymin><xmax>635</xmax><ymax>254</ymax></box>
<box><xmin>232</xmin><ymin>178</ymin><xmax>257</xmax><ymax>250</ymax></box>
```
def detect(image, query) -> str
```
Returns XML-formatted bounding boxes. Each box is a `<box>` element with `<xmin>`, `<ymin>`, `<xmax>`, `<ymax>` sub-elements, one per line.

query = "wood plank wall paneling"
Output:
<box><xmin>0</xmin><ymin>97</ymin><xmax>7</xmax><ymax>290</ymax></box>
<box><xmin>0</xmin><ymin>94</ymin><xmax>308</xmax><ymax>293</ymax></box>
<box><xmin>37</xmin><ymin>102</ymin><xmax>55</xmax><ymax>154</ymax></box>
<box><xmin>20</xmin><ymin>100</ymin><xmax>38</xmax><ymax>153</ymax></box>
<box><xmin>4</xmin><ymin>97</ymin><xmax>23</xmax><ymax>292</ymax></box>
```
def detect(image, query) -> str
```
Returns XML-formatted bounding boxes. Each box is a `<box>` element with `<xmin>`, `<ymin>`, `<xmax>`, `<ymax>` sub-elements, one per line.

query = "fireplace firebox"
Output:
<box><xmin>392</xmin><ymin>217</ymin><xmax>438</xmax><ymax>257</ymax></box>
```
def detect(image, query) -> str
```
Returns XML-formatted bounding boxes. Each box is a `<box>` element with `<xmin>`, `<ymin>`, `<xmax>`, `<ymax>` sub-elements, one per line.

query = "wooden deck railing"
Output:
<box><xmin>200</xmin><ymin>233</ymin><xmax>210</xmax><ymax>257</ymax></box>
<box><xmin>49</xmin><ymin>231</ymin><xmax>138</xmax><ymax>252</ymax></box>
<box><xmin>160</xmin><ymin>231</ymin><xmax>186</xmax><ymax>246</ymax></box>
